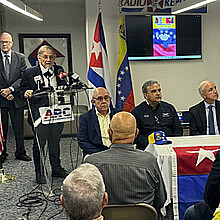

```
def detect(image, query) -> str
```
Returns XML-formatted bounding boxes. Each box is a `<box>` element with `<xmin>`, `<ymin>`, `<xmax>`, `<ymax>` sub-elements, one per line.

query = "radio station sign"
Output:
<box><xmin>39</xmin><ymin>104</ymin><xmax>74</xmax><ymax>124</ymax></box>
<box><xmin>120</xmin><ymin>0</ymin><xmax>207</xmax><ymax>13</ymax></box>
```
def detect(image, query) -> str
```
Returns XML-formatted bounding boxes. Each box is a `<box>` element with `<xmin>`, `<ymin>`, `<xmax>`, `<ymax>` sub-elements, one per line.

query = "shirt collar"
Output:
<box><xmin>95</xmin><ymin>107</ymin><xmax>111</xmax><ymax>117</ymax></box>
<box><xmin>39</xmin><ymin>63</ymin><xmax>54</xmax><ymax>76</ymax></box>
<box><xmin>1</xmin><ymin>49</ymin><xmax>12</xmax><ymax>58</ymax></box>
<box><xmin>110</xmin><ymin>144</ymin><xmax>135</xmax><ymax>149</ymax></box>
<box><xmin>145</xmin><ymin>100</ymin><xmax>160</xmax><ymax>109</ymax></box>
<box><xmin>204</xmin><ymin>101</ymin><xmax>216</xmax><ymax>109</ymax></box>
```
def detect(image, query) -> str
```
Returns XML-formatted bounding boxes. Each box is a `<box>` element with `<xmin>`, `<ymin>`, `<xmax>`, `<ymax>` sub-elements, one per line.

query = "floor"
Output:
<box><xmin>0</xmin><ymin>126</ymin><xmax>173</xmax><ymax>220</ymax></box>
<box><xmin>0</xmin><ymin>126</ymin><xmax>82</xmax><ymax>220</ymax></box>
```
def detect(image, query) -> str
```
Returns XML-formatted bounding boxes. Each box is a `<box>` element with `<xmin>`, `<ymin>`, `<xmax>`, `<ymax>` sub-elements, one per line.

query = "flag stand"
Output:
<box><xmin>0</xmin><ymin>157</ymin><xmax>15</xmax><ymax>184</ymax></box>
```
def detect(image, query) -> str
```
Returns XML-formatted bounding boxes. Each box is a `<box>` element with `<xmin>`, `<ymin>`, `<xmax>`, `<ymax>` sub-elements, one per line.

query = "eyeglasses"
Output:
<box><xmin>93</xmin><ymin>95</ymin><xmax>111</xmax><ymax>102</ymax></box>
<box><xmin>40</xmin><ymin>55</ymin><xmax>55</xmax><ymax>60</ymax></box>
<box><xmin>0</xmin><ymin>41</ymin><xmax>12</xmax><ymax>45</ymax></box>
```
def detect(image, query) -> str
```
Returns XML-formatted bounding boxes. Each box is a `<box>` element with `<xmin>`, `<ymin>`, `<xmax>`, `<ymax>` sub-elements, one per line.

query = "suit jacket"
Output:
<box><xmin>189</xmin><ymin>100</ymin><xmax>220</xmax><ymax>135</ymax></box>
<box><xmin>0</xmin><ymin>51</ymin><xmax>26</xmax><ymax>108</ymax></box>
<box><xmin>77</xmin><ymin>107</ymin><xmax>118</xmax><ymax>156</ymax></box>
<box><xmin>204</xmin><ymin>151</ymin><xmax>220</xmax><ymax>211</ymax></box>
<box><xmin>20</xmin><ymin>64</ymin><xmax>65</xmax><ymax>124</ymax></box>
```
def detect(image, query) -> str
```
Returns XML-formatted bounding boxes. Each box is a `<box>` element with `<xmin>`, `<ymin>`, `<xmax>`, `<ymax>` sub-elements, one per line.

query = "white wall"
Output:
<box><xmin>86</xmin><ymin>0</ymin><xmax>220</xmax><ymax>110</ymax></box>
<box><xmin>1</xmin><ymin>1</ymin><xmax>90</xmax><ymax>105</ymax></box>
<box><xmin>1</xmin><ymin>0</ymin><xmax>220</xmax><ymax>109</ymax></box>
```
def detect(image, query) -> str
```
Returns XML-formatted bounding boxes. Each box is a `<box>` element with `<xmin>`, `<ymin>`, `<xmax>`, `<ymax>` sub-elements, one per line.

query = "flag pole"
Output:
<box><xmin>99</xmin><ymin>0</ymin><xmax>101</xmax><ymax>12</ymax></box>
<box><xmin>118</xmin><ymin>0</ymin><xmax>122</xmax><ymax>12</ymax></box>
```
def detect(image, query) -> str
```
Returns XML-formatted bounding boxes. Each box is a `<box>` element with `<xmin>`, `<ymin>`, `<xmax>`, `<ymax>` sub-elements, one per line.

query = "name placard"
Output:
<box><xmin>39</xmin><ymin>104</ymin><xmax>74</xmax><ymax>124</ymax></box>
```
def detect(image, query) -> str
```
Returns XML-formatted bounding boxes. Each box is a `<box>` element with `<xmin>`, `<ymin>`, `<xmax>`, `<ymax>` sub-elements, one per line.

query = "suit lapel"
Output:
<box><xmin>36</xmin><ymin>65</ymin><xmax>46</xmax><ymax>88</ymax></box>
<box><xmin>199</xmin><ymin>101</ymin><xmax>207</xmax><ymax>133</ymax></box>
<box><xmin>0</xmin><ymin>52</ymin><xmax>8</xmax><ymax>83</ymax></box>
<box><xmin>9</xmin><ymin>51</ymin><xmax>17</xmax><ymax>83</ymax></box>
<box><xmin>90</xmin><ymin>108</ymin><xmax>101</xmax><ymax>137</ymax></box>
<box><xmin>215</xmin><ymin>100</ymin><xmax>220</xmax><ymax>131</ymax></box>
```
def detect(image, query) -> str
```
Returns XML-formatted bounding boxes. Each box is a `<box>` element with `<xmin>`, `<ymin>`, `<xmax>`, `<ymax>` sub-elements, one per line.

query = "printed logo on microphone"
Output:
<box><xmin>58</xmin><ymin>71</ymin><xmax>68</xmax><ymax>80</ymax></box>
<box><xmin>34</xmin><ymin>75</ymin><xmax>42</xmax><ymax>83</ymax></box>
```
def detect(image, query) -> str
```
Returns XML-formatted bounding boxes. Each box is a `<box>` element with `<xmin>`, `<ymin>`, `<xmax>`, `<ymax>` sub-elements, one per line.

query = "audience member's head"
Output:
<box><xmin>0</xmin><ymin>32</ymin><xmax>13</xmax><ymax>53</ymax></box>
<box><xmin>37</xmin><ymin>45</ymin><xmax>56</xmax><ymax>69</ymax></box>
<box><xmin>60</xmin><ymin>163</ymin><xmax>108</xmax><ymax>220</ymax></box>
<box><xmin>108</xmin><ymin>111</ymin><xmax>138</xmax><ymax>144</ymax></box>
<box><xmin>91</xmin><ymin>87</ymin><xmax>111</xmax><ymax>116</ymax></box>
<box><xmin>142</xmin><ymin>80</ymin><xmax>162</xmax><ymax>108</ymax></box>
<box><xmin>198</xmin><ymin>80</ymin><xmax>218</xmax><ymax>104</ymax></box>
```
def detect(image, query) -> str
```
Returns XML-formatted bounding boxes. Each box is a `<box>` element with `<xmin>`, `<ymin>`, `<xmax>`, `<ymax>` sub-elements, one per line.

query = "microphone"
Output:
<box><xmin>34</xmin><ymin>75</ymin><xmax>42</xmax><ymax>92</ymax></box>
<box><xmin>70</xmin><ymin>72</ymin><xmax>89</xmax><ymax>89</ymax></box>
<box><xmin>57</xmin><ymin>69</ymin><xmax>69</xmax><ymax>86</ymax></box>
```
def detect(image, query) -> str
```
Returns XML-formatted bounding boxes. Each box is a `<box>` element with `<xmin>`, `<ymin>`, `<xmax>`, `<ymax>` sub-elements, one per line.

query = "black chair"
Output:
<box><xmin>102</xmin><ymin>203</ymin><xmax>158</xmax><ymax>220</ymax></box>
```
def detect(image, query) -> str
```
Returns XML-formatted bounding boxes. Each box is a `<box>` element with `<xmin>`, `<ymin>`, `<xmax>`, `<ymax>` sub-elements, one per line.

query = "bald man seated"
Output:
<box><xmin>189</xmin><ymin>80</ymin><xmax>220</xmax><ymax>135</ymax></box>
<box><xmin>77</xmin><ymin>87</ymin><xmax>118</xmax><ymax>157</ymax></box>
<box><xmin>85</xmin><ymin>112</ymin><xmax>167</xmax><ymax>214</ymax></box>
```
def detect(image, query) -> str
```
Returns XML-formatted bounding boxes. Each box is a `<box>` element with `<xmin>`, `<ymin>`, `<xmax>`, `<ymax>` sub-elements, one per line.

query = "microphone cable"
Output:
<box><xmin>17</xmin><ymin>184</ymin><xmax>64</xmax><ymax>220</ymax></box>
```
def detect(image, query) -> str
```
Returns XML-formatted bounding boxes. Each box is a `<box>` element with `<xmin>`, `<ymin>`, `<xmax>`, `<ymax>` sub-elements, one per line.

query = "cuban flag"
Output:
<box><xmin>116</xmin><ymin>13</ymin><xmax>135</xmax><ymax>112</ymax></box>
<box><xmin>87</xmin><ymin>12</ymin><xmax>113</xmax><ymax>102</ymax></box>
<box><xmin>0</xmin><ymin>109</ymin><xmax>4</xmax><ymax>155</ymax></box>
<box><xmin>173</xmin><ymin>146</ymin><xmax>220</xmax><ymax>220</ymax></box>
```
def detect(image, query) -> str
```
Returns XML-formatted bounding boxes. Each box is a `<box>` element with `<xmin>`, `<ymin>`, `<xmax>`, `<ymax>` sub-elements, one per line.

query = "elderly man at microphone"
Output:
<box><xmin>20</xmin><ymin>45</ymin><xmax>68</xmax><ymax>184</ymax></box>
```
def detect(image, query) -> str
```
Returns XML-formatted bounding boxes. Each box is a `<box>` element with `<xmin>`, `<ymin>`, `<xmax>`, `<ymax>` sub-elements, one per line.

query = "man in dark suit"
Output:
<box><xmin>0</xmin><ymin>32</ymin><xmax>31</xmax><ymax>162</ymax></box>
<box><xmin>189</xmin><ymin>80</ymin><xmax>220</xmax><ymax>135</ymax></box>
<box><xmin>20</xmin><ymin>45</ymin><xmax>67</xmax><ymax>184</ymax></box>
<box><xmin>77</xmin><ymin>87</ymin><xmax>118</xmax><ymax>157</ymax></box>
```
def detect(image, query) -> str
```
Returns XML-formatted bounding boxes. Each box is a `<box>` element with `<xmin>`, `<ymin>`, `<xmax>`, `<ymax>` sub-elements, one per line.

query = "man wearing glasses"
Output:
<box><xmin>132</xmin><ymin>80</ymin><xmax>182</xmax><ymax>150</ymax></box>
<box><xmin>20</xmin><ymin>45</ymin><xmax>68</xmax><ymax>184</ymax></box>
<box><xmin>77</xmin><ymin>87</ymin><xmax>118</xmax><ymax>157</ymax></box>
<box><xmin>0</xmin><ymin>32</ymin><xmax>31</xmax><ymax>162</ymax></box>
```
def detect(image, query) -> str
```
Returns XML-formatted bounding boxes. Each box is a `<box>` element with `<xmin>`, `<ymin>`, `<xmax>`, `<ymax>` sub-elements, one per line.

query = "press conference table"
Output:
<box><xmin>145</xmin><ymin>135</ymin><xmax>220</xmax><ymax>220</ymax></box>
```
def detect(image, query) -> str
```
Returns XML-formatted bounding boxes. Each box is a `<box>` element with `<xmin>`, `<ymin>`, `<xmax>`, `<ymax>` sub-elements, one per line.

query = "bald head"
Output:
<box><xmin>109</xmin><ymin>112</ymin><xmax>138</xmax><ymax>144</ymax></box>
<box><xmin>0</xmin><ymin>32</ymin><xmax>13</xmax><ymax>53</ymax></box>
<box><xmin>93</xmin><ymin>87</ymin><xmax>109</xmax><ymax>97</ymax></box>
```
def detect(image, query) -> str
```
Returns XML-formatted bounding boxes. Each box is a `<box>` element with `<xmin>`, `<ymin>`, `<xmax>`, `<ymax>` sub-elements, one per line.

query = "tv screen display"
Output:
<box><xmin>125</xmin><ymin>15</ymin><xmax>202</xmax><ymax>61</ymax></box>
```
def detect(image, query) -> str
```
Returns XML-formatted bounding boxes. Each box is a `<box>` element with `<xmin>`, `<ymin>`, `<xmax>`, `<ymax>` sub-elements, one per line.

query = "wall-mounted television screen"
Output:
<box><xmin>125</xmin><ymin>15</ymin><xmax>202</xmax><ymax>61</ymax></box>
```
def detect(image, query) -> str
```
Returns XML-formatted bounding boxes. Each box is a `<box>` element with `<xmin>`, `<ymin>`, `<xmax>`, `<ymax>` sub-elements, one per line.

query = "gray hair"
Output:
<box><xmin>198</xmin><ymin>80</ymin><xmax>212</xmax><ymax>95</ymax></box>
<box><xmin>142</xmin><ymin>80</ymin><xmax>160</xmax><ymax>94</ymax></box>
<box><xmin>62</xmin><ymin>163</ymin><xmax>105</xmax><ymax>220</ymax></box>
<box><xmin>37</xmin><ymin>45</ymin><xmax>56</xmax><ymax>57</ymax></box>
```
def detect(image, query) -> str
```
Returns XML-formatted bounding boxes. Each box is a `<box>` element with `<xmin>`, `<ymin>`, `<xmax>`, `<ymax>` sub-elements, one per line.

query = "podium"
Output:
<box><xmin>24</xmin><ymin>88</ymin><xmax>88</xmax><ymax>138</ymax></box>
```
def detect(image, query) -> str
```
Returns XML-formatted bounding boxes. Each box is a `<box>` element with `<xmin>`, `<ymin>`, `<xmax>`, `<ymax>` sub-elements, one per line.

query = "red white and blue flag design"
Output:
<box><xmin>87</xmin><ymin>12</ymin><xmax>113</xmax><ymax>101</ymax></box>
<box><xmin>28</xmin><ymin>40</ymin><xmax>65</xmax><ymax>66</ymax></box>
<box><xmin>0</xmin><ymin>109</ymin><xmax>4</xmax><ymax>155</ymax></box>
<box><xmin>116</xmin><ymin>13</ymin><xmax>135</xmax><ymax>112</ymax></box>
<box><xmin>173</xmin><ymin>146</ymin><xmax>220</xmax><ymax>220</ymax></box>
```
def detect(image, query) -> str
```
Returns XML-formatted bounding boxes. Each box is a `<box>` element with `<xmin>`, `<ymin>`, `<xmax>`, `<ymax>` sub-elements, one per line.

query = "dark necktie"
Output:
<box><xmin>4</xmin><ymin>54</ymin><xmax>10</xmax><ymax>80</ymax></box>
<box><xmin>208</xmin><ymin>105</ymin><xmax>215</xmax><ymax>135</ymax></box>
